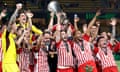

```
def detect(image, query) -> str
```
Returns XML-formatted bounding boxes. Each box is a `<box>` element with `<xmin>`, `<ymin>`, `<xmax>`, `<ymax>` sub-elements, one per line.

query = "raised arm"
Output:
<box><xmin>0</xmin><ymin>9</ymin><xmax>7</xmax><ymax>20</ymax></box>
<box><xmin>74</xmin><ymin>16</ymin><xmax>80</xmax><ymax>31</ymax></box>
<box><xmin>86</xmin><ymin>10</ymin><xmax>101</xmax><ymax>35</ymax></box>
<box><xmin>8</xmin><ymin>3</ymin><xmax>22</xmax><ymax>25</ymax></box>
<box><xmin>94</xmin><ymin>23</ymin><xmax>100</xmax><ymax>37</ymax></box>
<box><xmin>16</xmin><ymin>29</ymin><xmax>27</xmax><ymax>45</ymax></box>
<box><xmin>8</xmin><ymin>3</ymin><xmax>22</xmax><ymax>31</ymax></box>
<box><xmin>56</xmin><ymin>12</ymin><xmax>66</xmax><ymax>24</ymax></box>
<box><xmin>24</xmin><ymin>35</ymin><xmax>32</xmax><ymax>50</ymax></box>
<box><xmin>48</xmin><ymin>12</ymin><xmax>54</xmax><ymax>30</ymax></box>
<box><xmin>25</xmin><ymin>11</ymin><xmax>43</xmax><ymax>35</ymax></box>
<box><xmin>91</xmin><ymin>22</ymin><xmax>100</xmax><ymax>42</ymax></box>
<box><xmin>26</xmin><ymin>10</ymin><xmax>33</xmax><ymax>30</ymax></box>
<box><xmin>110</xmin><ymin>18</ymin><xmax>117</xmax><ymax>38</ymax></box>
<box><xmin>67</xmin><ymin>25</ymin><xmax>73</xmax><ymax>38</ymax></box>
<box><xmin>54</xmin><ymin>13</ymin><xmax>62</xmax><ymax>42</ymax></box>
<box><xmin>109</xmin><ymin>18</ymin><xmax>118</xmax><ymax>45</ymax></box>
<box><xmin>25</xmin><ymin>10</ymin><xmax>43</xmax><ymax>35</ymax></box>
<box><xmin>83</xmin><ymin>24</ymin><xmax>88</xmax><ymax>34</ymax></box>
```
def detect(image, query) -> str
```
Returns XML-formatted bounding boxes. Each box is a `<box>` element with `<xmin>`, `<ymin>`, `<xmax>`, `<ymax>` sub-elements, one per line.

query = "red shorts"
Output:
<box><xmin>78</xmin><ymin>61</ymin><xmax>97</xmax><ymax>72</ymax></box>
<box><xmin>57</xmin><ymin>67</ymin><xmax>74</xmax><ymax>72</ymax></box>
<box><xmin>103</xmin><ymin>66</ymin><xmax>118</xmax><ymax>72</ymax></box>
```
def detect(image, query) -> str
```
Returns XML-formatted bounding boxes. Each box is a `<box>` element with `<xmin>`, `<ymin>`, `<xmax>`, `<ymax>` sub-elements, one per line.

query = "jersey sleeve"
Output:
<box><xmin>32</xmin><ymin>25</ymin><xmax>43</xmax><ymax>35</ymax></box>
<box><xmin>56</xmin><ymin>40</ymin><xmax>62</xmax><ymax>49</ymax></box>
<box><xmin>93</xmin><ymin>46</ymin><xmax>99</xmax><ymax>55</ymax></box>
<box><xmin>52</xmin><ymin>25</ymin><xmax>57</xmax><ymax>32</ymax></box>
<box><xmin>82</xmin><ymin>33</ymin><xmax>90</xmax><ymax>41</ymax></box>
<box><xmin>70</xmin><ymin>24</ymin><xmax>75</xmax><ymax>33</ymax></box>
<box><xmin>68</xmin><ymin>40</ymin><xmax>74</xmax><ymax>48</ymax></box>
<box><xmin>2</xmin><ymin>29</ymin><xmax>7</xmax><ymax>54</ymax></box>
<box><xmin>108</xmin><ymin>42</ymin><xmax>112</xmax><ymax>50</ymax></box>
<box><xmin>113</xmin><ymin>42</ymin><xmax>120</xmax><ymax>52</ymax></box>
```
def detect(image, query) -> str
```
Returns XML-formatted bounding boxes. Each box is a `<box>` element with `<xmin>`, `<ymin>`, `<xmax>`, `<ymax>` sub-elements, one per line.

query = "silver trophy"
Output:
<box><xmin>48</xmin><ymin>1</ymin><xmax>62</xmax><ymax>13</ymax></box>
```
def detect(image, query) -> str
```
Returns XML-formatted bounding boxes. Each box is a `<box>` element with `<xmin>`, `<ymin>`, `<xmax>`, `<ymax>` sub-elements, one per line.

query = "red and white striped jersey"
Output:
<box><xmin>96</xmin><ymin>47</ymin><xmax>117</xmax><ymax>69</ymax></box>
<box><xmin>34</xmin><ymin>52</ymin><xmax>38</xmax><ymax>72</ymax></box>
<box><xmin>38</xmin><ymin>48</ymin><xmax>49</xmax><ymax>72</ymax></box>
<box><xmin>73</xmin><ymin>40</ymin><xmax>95</xmax><ymax>66</ymax></box>
<box><xmin>57</xmin><ymin>40</ymin><xmax>74</xmax><ymax>67</ymax></box>
<box><xmin>18</xmin><ymin>48</ymin><xmax>33</xmax><ymax>72</ymax></box>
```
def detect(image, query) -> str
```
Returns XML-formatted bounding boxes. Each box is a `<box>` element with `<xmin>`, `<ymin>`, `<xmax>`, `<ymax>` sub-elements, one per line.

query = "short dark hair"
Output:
<box><xmin>17</xmin><ymin>26</ymin><xmax>23</xmax><ymax>31</ymax></box>
<box><xmin>60</xmin><ymin>30</ymin><xmax>67</xmax><ymax>33</ymax></box>
<box><xmin>43</xmin><ymin>31</ymin><xmax>51</xmax><ymax>35</ymax></box>
<box><xmin>17</xmin><ymin>10</ymin><xmax>26</xmax><ymax>18</ymax></box>
<box><xmin>96</xmin><ymin>36</ymin><xmax>104</xmax><ymax>44</ymax></box>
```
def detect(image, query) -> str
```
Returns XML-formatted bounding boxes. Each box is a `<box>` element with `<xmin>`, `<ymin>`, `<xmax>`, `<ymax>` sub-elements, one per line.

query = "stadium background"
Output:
<box><xmin>0</xmin><ymin>0</ymin><xmax>120</xmax><ymax>71</ymax></box>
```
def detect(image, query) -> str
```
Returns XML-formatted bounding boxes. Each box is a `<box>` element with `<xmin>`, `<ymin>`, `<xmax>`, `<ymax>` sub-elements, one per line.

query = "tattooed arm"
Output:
<box><xmin>8</xmin><ymin>3</ymin><xmax>22</xmax><ymax>31</ymax></box>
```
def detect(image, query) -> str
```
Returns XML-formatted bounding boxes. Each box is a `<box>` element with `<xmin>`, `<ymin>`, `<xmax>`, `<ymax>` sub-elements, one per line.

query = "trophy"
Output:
<box><xmin>48</xmin><ymin>1</ymin><xmax>62</xmax><ymax>13</ymax></box>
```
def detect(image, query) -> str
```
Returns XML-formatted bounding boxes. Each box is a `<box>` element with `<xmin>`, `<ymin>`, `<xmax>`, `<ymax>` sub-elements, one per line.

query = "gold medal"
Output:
<box><xmin>51</xmin><ymin>54</ymin><xmax>54</xmax><ymax>58</ymax></box>
<box><xmin>50</xmin><ymin>52</ymin><xmax>54</xmax><ymax>58</ymax></box>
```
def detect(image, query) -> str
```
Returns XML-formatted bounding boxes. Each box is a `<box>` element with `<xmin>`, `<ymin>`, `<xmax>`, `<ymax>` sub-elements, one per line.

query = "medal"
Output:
<box><xmin>51</xmin><ymin>54</ymin><xmax>54</xmax><ymax>58</ymax></box>
<box><xmin>105</xmin><ymin>55</ymin><xmax>108</xmax><ymax>58</ymax></box>
<box><xmin>68</xmin><ymin>52</ymin><xmax>71</xmax><ymax>55</ymax></box>
<box><xmin>50</xmin><ymin>52</ymin><xmax>54</xmax><ymax>58</ymax></box>
<box><xmin>81</xmin><ymin>51</ymin><xmax>84</xmax><ymax>54</ymax></box>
